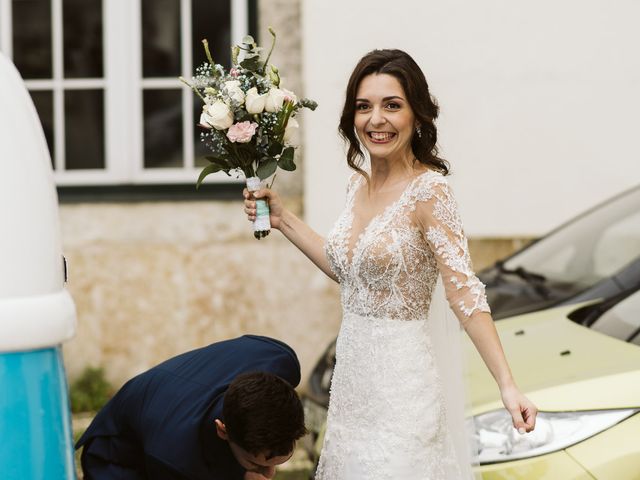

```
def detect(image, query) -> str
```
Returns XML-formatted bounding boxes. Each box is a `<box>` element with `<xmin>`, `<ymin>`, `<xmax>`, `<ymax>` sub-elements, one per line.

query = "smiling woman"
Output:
<box><xmin>243</xmin><ymin>48</ymin><xmax>537</xmax><ymax>479</ymax></box>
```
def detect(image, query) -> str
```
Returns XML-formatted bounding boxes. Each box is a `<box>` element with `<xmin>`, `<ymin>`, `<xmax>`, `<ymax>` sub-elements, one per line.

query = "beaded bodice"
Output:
<box><xmin>324</xmin><ymin>170</ymin><xmax>490</xmax><ymax>323</ymax></box>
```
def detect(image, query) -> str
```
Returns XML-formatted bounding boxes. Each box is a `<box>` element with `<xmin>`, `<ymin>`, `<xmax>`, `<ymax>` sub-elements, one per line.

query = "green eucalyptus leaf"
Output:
<box><xmin>278</xmin><ymin>147</ymin><xmax>296</xmax><ymax>171</ymax></box>
<box><xmin>205</xmin><ymin>155</ymin><xmax>229</xmax><ymax>168</ymax></box>
<box><xmin>240</xmin><ymin>56</ymin><xmax>262</xmax><ymax>72</ymax></box>
<box><xmin>300</xmin><ymin>98</ymin><xmax>318</xmax><ymax>111</ymax></box>
<box><xmin>238</xmin><ymin>112</ymin><xmax>253</xmax><ymax>122</ymax></box>
<box><xmin>256</xmin><ymin>158</ymin><xmax>278</xmax><ymax>180</ymax></box>
<box><xmin>267</xmin><ymin>142</ymin><xmax>283</xmax><ymax>157</ymax></box>
<box><xmin>196</xmin><ymin>163</ymin><xmax>223</xmax><ymax>189</ymax></box>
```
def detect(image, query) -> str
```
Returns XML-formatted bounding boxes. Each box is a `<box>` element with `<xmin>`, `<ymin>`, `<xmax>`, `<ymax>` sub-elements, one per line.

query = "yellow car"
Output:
<box><xmin>469</xmin><ymin>289</ymin><xmax>640</xmax><ymax>479</ymax></box>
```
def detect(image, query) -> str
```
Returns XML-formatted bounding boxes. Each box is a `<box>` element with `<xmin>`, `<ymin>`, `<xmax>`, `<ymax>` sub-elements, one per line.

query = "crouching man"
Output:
<box><xmin>76</xmin><ymin>335</ymin><xmax>306</xmax><ymax>480</ymax></box>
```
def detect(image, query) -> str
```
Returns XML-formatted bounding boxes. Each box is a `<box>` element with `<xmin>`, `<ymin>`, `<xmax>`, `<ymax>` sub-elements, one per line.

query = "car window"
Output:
<box><xmin>591</xmin><ymin>291</ymin><xmax>640</xmax><ymax>342</ymax></box>
<box><xmin>505</xmin><ymin>187</ymin><xmax>640</xmax><ymax>286</ymax></box>
<box><xmin>593</xmin><ymin>210</ymin><xmax>640</xmax><ymax>277</ymax></box>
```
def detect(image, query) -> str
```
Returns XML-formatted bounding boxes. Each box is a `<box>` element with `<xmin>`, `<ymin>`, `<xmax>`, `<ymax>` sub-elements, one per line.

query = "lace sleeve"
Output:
<box><xmin>415</xmin><ymin>177</ymin><xmax>490</xmax><ymax>324</ymax></box>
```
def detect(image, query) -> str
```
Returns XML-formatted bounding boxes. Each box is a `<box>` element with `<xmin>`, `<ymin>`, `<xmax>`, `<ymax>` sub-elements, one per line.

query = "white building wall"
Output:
<box><xmin>302</xmin><ymin>0</ymin><xmax>640</xmax><ymax>237</ymax></box>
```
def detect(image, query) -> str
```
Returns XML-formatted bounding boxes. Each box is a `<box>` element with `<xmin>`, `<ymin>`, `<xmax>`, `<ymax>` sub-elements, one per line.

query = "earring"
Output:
<box><xmin>416</xmin><ymin>126</ymin><xmax>422</xmax><ymax>138</ymax></box>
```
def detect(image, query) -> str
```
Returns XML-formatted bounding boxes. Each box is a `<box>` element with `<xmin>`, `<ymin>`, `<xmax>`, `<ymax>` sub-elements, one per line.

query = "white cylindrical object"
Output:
<box><xmin>0</xmin><ymin>291</ymin><xmax>76</xmax><ymax>351</ymax></box>
<box><xmin>0</xmin><ymin>52</ymin><xmax>76</xmax><ymax>351</ymax></box>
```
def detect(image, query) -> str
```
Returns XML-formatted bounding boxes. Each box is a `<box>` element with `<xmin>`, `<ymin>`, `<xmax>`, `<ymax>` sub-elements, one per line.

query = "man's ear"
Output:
<box><xmin>214</xmin><ymin>419</ymin><xmax>229</xmax><ymax>441</ymax></box>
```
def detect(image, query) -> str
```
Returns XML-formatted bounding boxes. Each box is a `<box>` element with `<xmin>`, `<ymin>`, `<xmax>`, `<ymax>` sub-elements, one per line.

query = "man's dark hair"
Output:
<box><xmin>222</xmin><ymin>372</ymin><xmax>306</xmax><ymax>457</ymax></box>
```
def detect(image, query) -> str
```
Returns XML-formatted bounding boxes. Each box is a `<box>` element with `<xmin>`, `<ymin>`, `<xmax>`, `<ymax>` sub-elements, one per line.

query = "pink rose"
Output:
<box><xmin>230</xmin><ymin>67</ymin><xmax>239</xmax><ymax>78</ymax></box>
<box><xmin>226</xmin><ymin>121</ymin><xmax>258</xmax><ymax>143</ymax></box>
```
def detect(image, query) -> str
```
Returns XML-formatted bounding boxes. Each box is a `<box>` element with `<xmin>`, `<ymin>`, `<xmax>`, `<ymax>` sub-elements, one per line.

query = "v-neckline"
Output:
<box><xmin>344</xmin><ymin>170</ymin><xmax>432</xmax><ymax>267</ymax></box>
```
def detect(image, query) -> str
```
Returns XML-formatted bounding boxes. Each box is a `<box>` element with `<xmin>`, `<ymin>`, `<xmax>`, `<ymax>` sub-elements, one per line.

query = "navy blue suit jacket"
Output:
<box><xmin>76</xmin><ymin>335</ymin><xmax>301</xmax><ymax>480</ymax></box>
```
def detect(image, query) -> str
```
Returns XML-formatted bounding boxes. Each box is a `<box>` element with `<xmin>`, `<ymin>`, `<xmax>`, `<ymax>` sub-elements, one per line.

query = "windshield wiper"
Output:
<box><xmin>495</xmin><ymin>260</ymin><xmax>551</xmax><ymax>299</ymax></box>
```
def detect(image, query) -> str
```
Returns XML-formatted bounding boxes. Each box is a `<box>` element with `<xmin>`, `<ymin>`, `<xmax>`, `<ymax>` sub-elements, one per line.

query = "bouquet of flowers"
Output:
<box><xmin>180</xmin><ymin>28</ymin><xmax>317</xmax><ymax>239</ymax></box>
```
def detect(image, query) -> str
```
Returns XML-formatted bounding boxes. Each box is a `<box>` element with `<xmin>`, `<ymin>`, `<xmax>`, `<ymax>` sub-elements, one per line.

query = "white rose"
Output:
<box><xmin>200</xmin><ymin>100</ymin><xmax>234</xmax><ymax>130</ymax></box>
<box><xmin>224</xmin><ymin>80</ymin><xmax>245</xmax><ymax>104</ymax></box>
<box><xmin>245</xmin><ymin>87</ymin><xmax>266</xmax><ymax>114</ymax></box>
<box><xmin>283</xmin><ymin>117</ymin><xmax>299</xmax><ymax>144</ymax></box>
<box><xmin>264</xmin><ymin>88</ymin><xmax>286</xmax><ymax>112</ymax></box>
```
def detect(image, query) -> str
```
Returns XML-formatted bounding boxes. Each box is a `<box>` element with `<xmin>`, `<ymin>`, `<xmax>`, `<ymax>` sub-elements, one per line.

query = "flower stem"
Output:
<box><xmin>202</xmin><ymin>39</ymin><xmax>215</xmax><ymax>66</ymax></box>
<box><xmin>263</xmin><ymin>27</ymin><xmax>277</xmax><ymax>73</ymax></box>
<box><xmin>178</xmin><ymin>76</ymin><xmax>206</xmax><ymax>102</ymax></box>
<box><xmin>276</xmin><ymin>101</ymin><xmax>295</xmax><ymax>142</ymax></box>
<box><xmin>268</xmin><ymin>173</ymin><xmax>278</xmax><ymax>189</ymax></box>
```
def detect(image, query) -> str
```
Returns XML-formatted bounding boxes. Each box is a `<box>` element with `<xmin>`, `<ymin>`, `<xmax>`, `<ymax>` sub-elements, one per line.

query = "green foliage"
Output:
<box><xmin>278</xmin><ymin>147</ymin><xmax>296</xmax><ymax>171</ymax></box>
<box><xmin>196</xmin><ymin>162</ymin><xmax>222</xmax><ymax>189</ymax></box>
<box><xmin>240</xmin><ymin>55</ymin><xmax>262</xmax><ymax>72</ymax></box>
<box><xmin>256</xmin><ymin>157</ymin><xmax>278</xmax><ymax>179</ymax></box>
<box><xmin>268</xmin><ymin>141</ymin><xmax>284</xmax><ymax>157</ymax></box>
<box><xmin>70</xmin><ymin>366</ymin><xmax>112</xmax><ymax>413</ymax></box>
<box><xmin>300</xmin><ymin>98</ymin><xmax>318</xmax><ymax>111</ymax></box>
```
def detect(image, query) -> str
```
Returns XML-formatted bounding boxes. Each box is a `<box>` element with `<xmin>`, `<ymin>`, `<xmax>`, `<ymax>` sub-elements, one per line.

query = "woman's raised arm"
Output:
<box><xmin>243</xmin><ymin>187</ymin><xmax>339</xmax><ymax>283</ymax></box>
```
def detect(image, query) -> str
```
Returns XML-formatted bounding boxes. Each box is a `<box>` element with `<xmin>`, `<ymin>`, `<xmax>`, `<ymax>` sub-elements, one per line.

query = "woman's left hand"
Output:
<box><xmin>500</xmin><ymin>384</ymin><xmax>538</xmax><ymax>434</ymax></box>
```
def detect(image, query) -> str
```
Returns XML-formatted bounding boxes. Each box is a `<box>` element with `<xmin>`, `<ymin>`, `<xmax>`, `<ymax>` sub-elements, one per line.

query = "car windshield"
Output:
<box><xmin>591</xmin><ymin>291</ymin><xmax>640</xmax><ymax>345</ymax></box>
<box><xmin>503</xmin><ymin>187</ymin><xmax>640</xmax><ymax>288</ymax></box>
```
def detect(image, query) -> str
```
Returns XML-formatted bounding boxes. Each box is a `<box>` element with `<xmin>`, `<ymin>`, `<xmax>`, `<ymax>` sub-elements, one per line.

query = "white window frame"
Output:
<box><xmin>0</xmin><ymin>0</ymin><xmax>12</xmax><ymax>57</ymax></box>
<box><xmin>0</xmin><ymin>0</ymin><xmax>248</xmax><ymax>186</ymax></box>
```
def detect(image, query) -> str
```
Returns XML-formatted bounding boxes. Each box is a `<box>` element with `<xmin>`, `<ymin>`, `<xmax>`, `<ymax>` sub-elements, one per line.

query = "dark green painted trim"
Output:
<box><xmin>57</xmin><ymin>182</ymin><xmax>244</xmax><ymax>204</ymax></box>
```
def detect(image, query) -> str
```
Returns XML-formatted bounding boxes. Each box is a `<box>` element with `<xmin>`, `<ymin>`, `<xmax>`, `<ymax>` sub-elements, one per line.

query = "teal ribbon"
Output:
<box><xmin>256</xmin><ymin>199</ymin><xmax>269</xmax><ymax>217</ymax></box>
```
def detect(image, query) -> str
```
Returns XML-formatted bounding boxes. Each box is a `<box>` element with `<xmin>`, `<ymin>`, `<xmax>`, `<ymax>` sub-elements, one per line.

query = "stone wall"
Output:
<box><xmin>61</xmin><ymin>200</ymin><xmax>342</xmax><ymax>389</ymax></box>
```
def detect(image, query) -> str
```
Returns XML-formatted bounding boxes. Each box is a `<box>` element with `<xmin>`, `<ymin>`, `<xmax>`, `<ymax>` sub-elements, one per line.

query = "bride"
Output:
<box><xmin>243</xmin><ymin>49</ymin><xmax>537</xmax><ymax>479</ymax></box>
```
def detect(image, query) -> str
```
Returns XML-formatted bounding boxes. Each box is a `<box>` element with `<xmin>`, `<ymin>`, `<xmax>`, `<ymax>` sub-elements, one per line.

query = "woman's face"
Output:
<box><xmin>354</xmin><ymin>73</ymin><xmax>416</xmax><ymax>161</ymax></box>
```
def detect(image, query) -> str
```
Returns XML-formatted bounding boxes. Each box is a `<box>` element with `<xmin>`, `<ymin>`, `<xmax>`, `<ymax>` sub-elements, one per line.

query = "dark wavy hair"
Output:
<box><xmin>222</xmin><ymin>372</ymin><xmax>306</xmax><ymax>457</ymax></box>
<box><xmin>339</xmin><ymin>49</ymin><xmax>449</xmax><ymax>179</ymax></box>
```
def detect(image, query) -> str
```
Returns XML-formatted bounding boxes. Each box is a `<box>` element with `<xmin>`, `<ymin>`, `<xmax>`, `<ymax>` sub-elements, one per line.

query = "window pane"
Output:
<box><xmin>63</xmin><ymin>0</ymin><xmax>103</xmax><ymax>78</ymax></box>
<box><xmin>12</xmin><ymin>0</ymin><xmax>52</xmax><ymax>79</ymax></box>
<box><xmin>64</xmin><ymin>90</ymin><xmax>104</xmax><ymax>169</ymax></box>
<box><xmin>30</xmin><ymin>90</ymin><xmax>54</xmax><ymax>166</ymax></box>
<box><xmin>192</xmin><ymin>0</ymin><xmax>231</xmax><ymax>69</ymax></box>
<box><xmin>141</xmin><ymin>0</ymin><xmax>180</xmax><ymax>78</ymax></box>
<box><xmin>143</xmin><ymin>89</ymin><xmax>183</xmax><ymax>168</ymax></box>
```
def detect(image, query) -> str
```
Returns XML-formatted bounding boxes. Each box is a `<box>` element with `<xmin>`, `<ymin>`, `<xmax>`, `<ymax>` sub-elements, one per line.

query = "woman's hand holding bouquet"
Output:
<box><xmin>243</xmin><ymin>187</ymin><xmax>283</xmax><ymax>230</ymax></box>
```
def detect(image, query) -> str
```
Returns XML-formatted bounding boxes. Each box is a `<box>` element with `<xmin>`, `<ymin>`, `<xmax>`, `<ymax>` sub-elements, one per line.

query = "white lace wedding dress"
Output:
<box><xmin>316</xmin><ymin>170</ymin><xmax>490</xmax><ymax>479</ymax></box>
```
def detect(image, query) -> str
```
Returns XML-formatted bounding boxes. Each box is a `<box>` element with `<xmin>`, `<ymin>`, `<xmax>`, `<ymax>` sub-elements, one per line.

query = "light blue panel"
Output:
<box><xmin>0</xmin><ymin>347</ymin><xmax>76</xmax><ymax>480</ymax></box>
